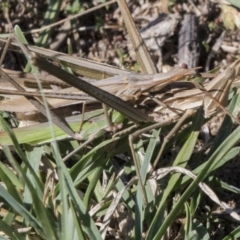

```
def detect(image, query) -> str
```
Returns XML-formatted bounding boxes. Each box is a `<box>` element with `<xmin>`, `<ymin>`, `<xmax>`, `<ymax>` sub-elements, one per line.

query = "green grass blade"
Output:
<box><xmin>223</xmin><ymin>225</ymin><xmax>240</xmax><ymax>240</ymax></box>
<box><xmin>83</xmin><ymin>166</ymin><xmax>103</xmax><ymax>209</ymax></box>
<box><xmin>0</xmin><ymin>163</ymin><xmax>22</xmax><ymax>204</ymax></box>
<box><xmin>0</xmin><ymin>162</ymin><xmax>22</xmax><ymax>189</ymax></box>
<box><xmin>146</xmin><ymin>108</ymin><xmax>204</xmax><ymax>239</ymax></box>
<box><xmin>3</xmin><ymin>147</ymin><xmax>59</xmax><ymax>239</ymax></box>
<box><xmin>23</xmin><ymin>146</ymin><xmax>44</xmax><ymax>210</ymax></box>
<box><xmin>0</xmin><ymin>218</ymin><xmax>25</xmax><ymax>240</ymax></box>
<box><xmin>70</xmin><ymin>137</ymin><xmax>120</xmax><ymax>185</ymax></box>
<box><xmin>0</xmin><ymin>110</ymin><xmax>124</xmax><ymax>145</ymax></box>
<box><xmin>52</xmin><ymin>144</ymin><xmax>102</xmax><ymax>239</ymax></box>
<box><xmin>207</xmin><ymin>92</ymin><xmax>240</xmax><ymax>156</ymax></box>
<box><xmin>0</xmin><ymin>180</ymin><xmax>43</xmax><ymax>236</ymax></box>
<box><xmin>226</xmin><ymin>0</ymin><xmax>240</xmax><ymax>8</ymax></box>
<box><xmin>36</xmin><ymin>0</ymin><xmax>63</xmax><ymax>47</ymax></box>
<box><xmin>69</xmin><ymin>199</ymin><xmax>86</xmax><ymax>240</ymax></box>
<box><xmin>153</xmin><ymin>125</ymin><xmax>240</xmax><ymax>239</ymax></box>
<box><xmin>135</xmin><ymin>129</ymin><xmax>161</xmax><ymax>239</ymax></box>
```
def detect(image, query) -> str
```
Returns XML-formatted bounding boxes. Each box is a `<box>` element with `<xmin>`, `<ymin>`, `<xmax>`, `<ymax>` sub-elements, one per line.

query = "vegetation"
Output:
<box><xmin>0</xmin><ymin>1</ymin><xmax>240</xmax><ymax>239</ymax></box>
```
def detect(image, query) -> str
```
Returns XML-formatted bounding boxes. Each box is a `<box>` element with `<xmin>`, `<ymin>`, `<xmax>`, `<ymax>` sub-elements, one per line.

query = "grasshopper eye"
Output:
<box><xmin>225</xmin><ymin>66</ymin><xmax>236</xmax><ymax>80</ymax></box>
<box><xmin>225</xmin><ymin>59</ymin><xmax>240</xmax><ymax>79</ymax></box>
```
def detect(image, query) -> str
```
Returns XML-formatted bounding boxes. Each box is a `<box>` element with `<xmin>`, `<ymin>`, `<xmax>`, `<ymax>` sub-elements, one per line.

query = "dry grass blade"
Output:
<box><xmin>152</xmin><ymin>166</ymin><xmax>240</xmax><ymax>222</ymax></box>
<box><xmin>0</xmin><ymin>37</ymin><xmax>130</xmax><ymax>79</ymax></box>
<box><xmin>0</xmin><ymin>67</ymin><xmax>76</xmax><ymax>138</ymax></box>
<box><xmin>117</xmin><ymin>0</ymin><xmax>158</xmax><ymax>74</ymax></box>
<box><xmin>1</xmin><ymin>40</ymin><xmax>240</xmax><ymax>127</ymax></box>
<box><xmin>204</xmin><ymin>58</ymin><xmax>240</xmax><ymax>117</ymax></box>
<box><xmin>0</xmin><ymin>88</ymin><xmax>90</xmax><ymax>100</ymax></box>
